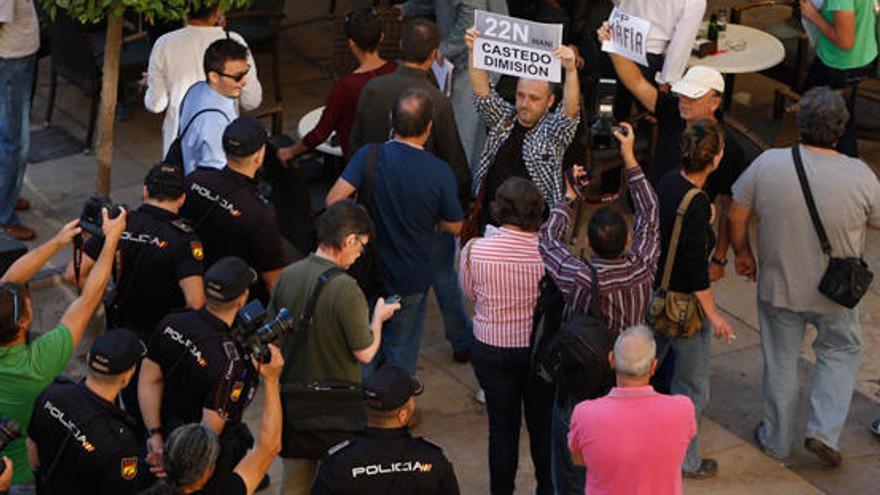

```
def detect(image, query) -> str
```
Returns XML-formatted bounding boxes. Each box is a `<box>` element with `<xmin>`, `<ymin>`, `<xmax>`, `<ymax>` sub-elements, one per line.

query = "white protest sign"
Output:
<box><xmin>601</xmin><ymin>7</ymin><xmax>651</xmax><ymax>67</ymax></box>
<box><xmin>473</xmin><ymin>10</ymin><xmax>563</xmax><ymax>83</ymax></box>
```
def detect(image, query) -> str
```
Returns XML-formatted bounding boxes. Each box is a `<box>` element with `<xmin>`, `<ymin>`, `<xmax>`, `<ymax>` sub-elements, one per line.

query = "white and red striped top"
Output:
<box><xmin>459</xmin><ymin>226</ymin><xmax>545</xmax><ymax>348</ymax></box>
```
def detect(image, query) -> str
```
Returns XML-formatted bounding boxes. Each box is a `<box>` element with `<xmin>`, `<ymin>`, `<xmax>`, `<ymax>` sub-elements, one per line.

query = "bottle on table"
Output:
<box><xmin>707</xmin><ymin>13</ymin><xmax>719</xmax><ymax>45</ymax></box>
<box><xmin>716</xmin><ymin>8</ymin><xmax>728</xmax><ymax>49</ymax></box>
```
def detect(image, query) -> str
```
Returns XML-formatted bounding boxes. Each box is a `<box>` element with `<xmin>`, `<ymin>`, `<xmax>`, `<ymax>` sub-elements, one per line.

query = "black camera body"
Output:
<box><xmin>590</xmin><ymin>79</ymin><xmax>627</xmax><ymax>150</ymax></box>
<box><xmin>0</xmin><ymin>416</ymin><xmax>21</xmax><ymax>476</ymax></box>
<box><xmin>80</xmin><ymin>195</ymin><xmax>125</xmax><ymax>238</ymax></box>
<box><xmin>233</xmin><ymin>300</ymin><xmax>294</xmax><ymax>363</ymax></box>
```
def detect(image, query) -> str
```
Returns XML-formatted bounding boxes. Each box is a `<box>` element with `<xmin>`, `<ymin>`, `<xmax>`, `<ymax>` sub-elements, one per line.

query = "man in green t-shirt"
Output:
<box><xmin>0</xmin><ymin>208</ymin><xmax>126</xmax><ymax>491</ymax></box>
<box><xmin>268</xmin><ymin>200</ymin><xmax>400</xmax><ymax>495</ymax></box>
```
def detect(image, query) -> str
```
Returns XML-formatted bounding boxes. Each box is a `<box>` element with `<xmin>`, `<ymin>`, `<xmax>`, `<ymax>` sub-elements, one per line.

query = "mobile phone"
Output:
<box><xmin>385</xmin><ymin>294</ymin><xmax>401</xmax><ymax>305</ymax></box>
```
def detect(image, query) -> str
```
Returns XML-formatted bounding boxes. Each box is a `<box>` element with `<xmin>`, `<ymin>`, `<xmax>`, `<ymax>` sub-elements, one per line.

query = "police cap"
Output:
<box><xmin>144</xmin><ymin>162</ymin><xmax>185</xmax><ymax>198</ymax></box>
<box><xmin>222</xmin><ymin>116</ymin><xmax>269</xmax><ymax>157</ymax></box>
<box><xmin>363</xmin><ymin>366</ymin><xmax>424</xmax><ymax>411</ymax></box>
<box><xmin>205</xmin><ymin>256</ymin><xmax>257</xmax><ymax>302</ymax></box>
<box><xmin>88</xmin><ymin>328</ymin><xmax>147</xmax><ymax>375</ymax></box>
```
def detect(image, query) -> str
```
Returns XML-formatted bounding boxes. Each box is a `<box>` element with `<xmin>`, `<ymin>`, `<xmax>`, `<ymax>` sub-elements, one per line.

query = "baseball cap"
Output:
<box><xmin>363</xmin><ymin>366</ymin><xmax>424</xmax><ymax>411</ymax></box>
<box><xmin>671</xmin><ymin>66</ymin><xmax>725</xmax><ymax>99</ymax></box>
<box><xmin>205</xmin><ymin>256</ymin><xmax>257</xmax><ymax>302</ymax></box>
<box><xmin>222</xmin><ymin>116</ymin><xmax>269</xmax><ymax>157</ymax></box>
<box><xmin>144</xmin><ymin>162</ymin><xmax>185</xmax><ymax>198</ymax></box>
<box><xmin>87</xmin><ymin>329</ymin><xmax>146</xmax><ymax>375</ymax></box>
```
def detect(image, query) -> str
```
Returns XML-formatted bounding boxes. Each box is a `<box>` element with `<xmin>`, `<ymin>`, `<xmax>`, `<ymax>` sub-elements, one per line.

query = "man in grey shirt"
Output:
<box><xmin>729</xmin><ymin>87</ymin><xmax>880</xmax><ymax>466</ymax></box>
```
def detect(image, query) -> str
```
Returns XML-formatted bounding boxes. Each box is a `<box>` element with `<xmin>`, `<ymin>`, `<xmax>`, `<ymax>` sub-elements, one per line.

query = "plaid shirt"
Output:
<box><xmin>473</xmin><ymin>90</ymin><xmax>580</xmax><ymax>203</ymax></box>
<box><xmin>539</xmin><ymin>168</ymin><xmax>660</xmax><ymax>332</ymax></box>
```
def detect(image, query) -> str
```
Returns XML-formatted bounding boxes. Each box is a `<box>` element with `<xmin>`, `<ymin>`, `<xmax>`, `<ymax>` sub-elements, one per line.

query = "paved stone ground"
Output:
<box><xmin>14</xmin><ymin>1</ymin><xmax>880</xmax><ymax>493</ymax></box>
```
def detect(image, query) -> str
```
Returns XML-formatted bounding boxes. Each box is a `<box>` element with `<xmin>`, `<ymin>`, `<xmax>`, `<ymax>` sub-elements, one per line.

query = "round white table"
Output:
<box><xmin>297</xmin><ymin>106</ymin><xmax>343</xmax><ymax>158</ymax></box>
<box><xmin>688</xmin><ymin>24</ymin><xmax>786</xmax><ymax>74</ymax></box>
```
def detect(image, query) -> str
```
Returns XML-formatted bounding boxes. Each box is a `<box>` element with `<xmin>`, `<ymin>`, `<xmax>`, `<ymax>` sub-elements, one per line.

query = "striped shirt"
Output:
<box><xmin>460</xmin><ymin>226</ymin><xmax>545</xmax><ymax>348</ymax></box>
<box><xmin>539</xmin><ymin>167</ymin><xmax>660</xmax><ymax>333</ymax></box>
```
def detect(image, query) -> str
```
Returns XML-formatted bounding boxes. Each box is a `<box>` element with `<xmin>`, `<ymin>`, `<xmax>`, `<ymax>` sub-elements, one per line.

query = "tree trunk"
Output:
<box><xmin>95</xmin><ymin>6</ymin><xmax>124</xmax><ymax>195</ymax></box>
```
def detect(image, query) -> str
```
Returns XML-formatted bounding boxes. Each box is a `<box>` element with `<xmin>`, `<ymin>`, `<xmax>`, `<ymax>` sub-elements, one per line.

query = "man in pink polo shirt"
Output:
<box><xmin>568</xmin><ymin>325</ymin><xmax>696</xmax><ymax>494</ymax></box>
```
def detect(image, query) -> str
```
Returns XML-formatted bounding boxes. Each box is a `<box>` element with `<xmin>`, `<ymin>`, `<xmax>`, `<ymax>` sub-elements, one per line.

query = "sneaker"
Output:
<box><xmin>871</xmin><ymin>418</ymin><xmax>880</xmax><ymax>438</ymax></box>
<box><xmin>804</xmin><ymin>437</ymin><xmax>842</xmax><ymax>467</ymax></box>
<box><xmin>2</xmin><ymin>224</ymin><xmax>36</xmax><ymax>241</ymax></box>
<box><xmin>682</xmin><ymin>458</ymin><xmax>718</xmax><ymax>480</ymax></box>
<box><xmin>475</xmin><ymin>388</ymin><xmax>486</xmax><ymax>404</ymax></box>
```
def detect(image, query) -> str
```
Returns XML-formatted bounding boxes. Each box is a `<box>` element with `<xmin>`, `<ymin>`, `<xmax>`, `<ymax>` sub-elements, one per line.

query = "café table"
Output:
<box><xmin>297</xmin><ymin>106</ymin><xmax>343</xmax><ymax>158</ymax></box>
<box><xmin>688</xmin><ymin>24</ymin><xmax>786</xmax><ymax>109</ymax></box>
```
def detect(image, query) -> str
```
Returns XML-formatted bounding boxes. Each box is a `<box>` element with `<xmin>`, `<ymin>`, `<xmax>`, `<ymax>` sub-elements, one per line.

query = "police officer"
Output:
<box><xmin>138</xmin><ymin>256</ymin><xmax>260</xmax><ymax>488</ymax></box>
<box><xmin>180</xmin><ymin>115</ymin><xmax>286</xmax><ymax>303</ymax></box>
<box><xmin>27</xmin><ymin>329</ymin><xmax>147</xmax><ymax>494</ymax></box>
<box><xmin>65</xmin><ymin>162</ymin><xmax>206</xmax><ymax>337</ymax></box>
<box><xmin>312</xmin><ymin>366</ymin><xmax>461</xmax><ymax>495</ymax></box>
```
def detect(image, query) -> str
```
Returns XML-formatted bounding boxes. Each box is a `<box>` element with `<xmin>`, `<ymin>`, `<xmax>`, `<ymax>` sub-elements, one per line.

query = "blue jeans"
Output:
<box><xmin>367</xmin><ymin>291</ymin><xmax>429</xmax><ymax>376</ymax></box>
<box><xmin>755</xmin><ymin>298</ymin><xmax>861</xmax><ymax>458</ymax></box>
<box><xmin>471</xmin><ymin>341</ymin><xmax>554</xmax><ymax>495</ymax></box>
<box><xmin>662</xmin><ymin>320</ymin><xmax>712</xmax><ymax>474</ymax></box>
<box><xmin>0</xmin><ymin>54</ymin><xmax>35</xmax><ymax>226</ymax></box>
<box><xmin>431</xmin><ymin>231</ymin><xmax>473</xmax><ymax>354</ymax></box>
<box><xmin>550</xmin><ymin>389</ymin><xmax>584</xmax><ymax>494</ymax></box>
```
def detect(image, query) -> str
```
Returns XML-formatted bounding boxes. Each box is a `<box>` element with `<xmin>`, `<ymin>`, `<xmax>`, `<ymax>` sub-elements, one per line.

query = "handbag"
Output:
<box><xmin>281</xmin><ymin>267</ymin><xmax>367</xmax><ymax>459</ymax></box>
<box><xmin>347</xmin><ymin>143</ymin><xmax>386</xmax><ymax>298</ymax></box>
<box><xmin>791</xmin><ymin>146</ymin><xmax>873</xmax><ymax>308</ymax></box>
<box><xmin>649</xmin><ymin>188</ymin><xmax>706</xmax><ymax>338</ymax></box>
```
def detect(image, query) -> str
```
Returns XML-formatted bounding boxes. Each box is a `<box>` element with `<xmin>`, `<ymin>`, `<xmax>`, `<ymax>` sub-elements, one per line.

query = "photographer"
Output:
<box><xmin>138</xmin><ymin>256</ymin><xmax>261</xmax><ymax>490</ymax></box>
<box><xmin>599</xmin><ymin>23</ymin><xmax>748</xmax><ymax>282</ymax></box>
<box><xmin>0</xmin><ymin>210</ymin><xmax>126</xmax><ymax>491</ymax></box>
<box><xmin>140</xmin><ymin>344</ymin><xmax>283</xmax><ymax>495</ymax></box>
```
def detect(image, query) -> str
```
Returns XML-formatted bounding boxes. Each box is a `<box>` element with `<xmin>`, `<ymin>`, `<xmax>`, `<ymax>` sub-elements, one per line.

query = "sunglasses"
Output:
<box><xmin>217</xmin><ymin>65</ymin><xmax>250</xmax><ymax>83</ymax></box>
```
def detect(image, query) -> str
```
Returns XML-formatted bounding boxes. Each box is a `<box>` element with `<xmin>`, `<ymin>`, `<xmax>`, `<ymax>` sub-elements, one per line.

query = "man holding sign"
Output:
<box><xmin>466</xmin><ymin>16</ymin><xmax>580</xmax><ymax>234</ymax></box>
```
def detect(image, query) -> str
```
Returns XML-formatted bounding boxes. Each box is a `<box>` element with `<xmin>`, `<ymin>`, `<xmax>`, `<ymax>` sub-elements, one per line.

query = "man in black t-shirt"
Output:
<box><xmin>312</xmin><ymin>366</ymin><xmax>460</xmax><ymax>495</ymax></box>
<box><xmin>139</xmin><ymin>256</ymin><xmax>260</xmax><ymax>488</ymax></box>
<box><xmin>603</xmin><ymin>35</ymin><xmax>748</xmax><ymax>282</ymax></box>
<box><xmin>181</xmin><ymin>116</ymin><xmax>286</xmax><ymax>303</ymax></box>
<box><xmin>28</xmin><ymin>330</ymin><xmax>147</xmax><ymax>494</ymax></box>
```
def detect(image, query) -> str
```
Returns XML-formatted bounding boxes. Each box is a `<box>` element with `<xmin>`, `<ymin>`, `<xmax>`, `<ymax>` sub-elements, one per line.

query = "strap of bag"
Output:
<box><xmin>659</xmin><ymin>188</ymin><xmax>704</xmax><ymax>291</ymax></box>
<box><xmin>178</xmin><ymin>108</ymin><xmax>229</xmax><ymax>140</ymax></box>
<box><xmin>791</xmin><ymin>146</ymin><xmax>833</xmax><ymax>255</ymax></box>
<box><xmin>281</xmin><ymin>267</ymin><xmax>345</xmax><ymax>384</ymax></box>
<box><xmin>586</xmin><ymin>260</ymin><xmax>601</xmax><ymax>316</ymax></box>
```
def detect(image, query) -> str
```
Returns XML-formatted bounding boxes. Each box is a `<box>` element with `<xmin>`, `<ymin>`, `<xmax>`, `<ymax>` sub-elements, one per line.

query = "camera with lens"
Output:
<box><xmin>590</xmin><ymin>79</ymin><xmax>628</xmax><ymax>150</ymax></box>
<box><xmin>0</xmin><ymin>416</ymin><xmax>21</xmax><ymax>476</ymax></box>
<box><xmin>79</xmin><ymin>195</ymin><xmax>125</xmax><ymax>238</ymax></box>
<box><xmin>233</xmin><ymin>300</ymin><xmax>295</xmax><ymax>363</ymax></box>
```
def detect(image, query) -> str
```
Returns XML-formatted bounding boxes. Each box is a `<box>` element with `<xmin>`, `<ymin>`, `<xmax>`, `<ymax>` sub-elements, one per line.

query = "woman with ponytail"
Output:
<box><xmin>653</xmin><ymin>120</ymin><xmax>734</xmax><ymax>480</ymax></box>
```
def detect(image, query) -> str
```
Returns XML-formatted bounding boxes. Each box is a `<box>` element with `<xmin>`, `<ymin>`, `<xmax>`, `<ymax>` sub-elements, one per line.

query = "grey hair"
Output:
<box><xmin>163</xmin><ymin>424</ymin><xmax>220</xmax><ymax>489</ymax></box>
<box><xmin>797</xmin><ymin>87</ymin><xmax>849</xmax><ymax>148</ymax></box>
<box><xmin>613</xmin><ymin>325</ymin><xmax>657</xmax><ymax>378</ymax></box>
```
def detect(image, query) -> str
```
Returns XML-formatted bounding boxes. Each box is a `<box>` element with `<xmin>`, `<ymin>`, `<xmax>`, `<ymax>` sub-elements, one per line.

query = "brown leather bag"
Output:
<box><xmin>649</xmin><ymin>188</ymin><xmax>706</xmax><ymax>338</ymax></box>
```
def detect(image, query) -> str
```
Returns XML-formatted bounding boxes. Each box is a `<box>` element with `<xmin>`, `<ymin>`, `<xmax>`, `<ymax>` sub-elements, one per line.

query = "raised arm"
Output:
<box><xmin>539</xmin><ymin>196</ymin><xmax>593</xmax><ymax>297</ymax></box>
<box><xmin>598</xmin><ymin>21</ymin><xmax>658</xmax><ymax>113</ymax></box>
<box><xmin>3</xmin><ymin>219</ymin><xmax>81</xmax><ymax>284</ymax></box>
<box><xmin>234</xmin><ymin>345</ymin><xmax>284</xmax><ymax>495</ymax></box>
<box><xmin>465</xmin><ymin>27</ymin><xmax>491</xmax><ymax>97</ymax></box>
<box><xmin>557</xmin><ymin>45</ymin><xmax>580</xmax><ymax>119</ymax></box>
<box><xmin>61</xmin><ymin>210</ymin><xmax>127</xmax><ymax>348</ymax></box>
<box><xmin>614</xmin><ymin>125</ymin><xmax>660</xmax><ymax>269</ymax></box>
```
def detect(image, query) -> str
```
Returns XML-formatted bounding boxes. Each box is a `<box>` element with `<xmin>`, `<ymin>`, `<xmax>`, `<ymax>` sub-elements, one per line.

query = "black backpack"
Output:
<box><xmin>164</xmin><ymin>108</ymin><xmax>227</xmax><ymax>169</ymax></box>
<box><xmin>535</xmin><ymin>263</ymin><xmax>616</xmax><ymax>402</ymax></box>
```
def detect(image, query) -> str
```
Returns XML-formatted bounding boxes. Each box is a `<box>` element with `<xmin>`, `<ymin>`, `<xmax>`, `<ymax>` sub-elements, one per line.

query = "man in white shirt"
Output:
<box><xmin>610</xmin><ymin>0</ymin><xmax>706</xmax><ymax>85</ymax></box>
<box><xmin>0</xmin><ymin>0</ymin><xmax>39</xmax><ymax>241</ymax></box>
<box><xmin>144</xmin><ymin>4</ymin><xmax>261</xmax><ymax>155</ymax></box>
<box><xmin>178</xmin><ymin>38</ymin><xmax>250</xmax><ymax>175</ymax></box>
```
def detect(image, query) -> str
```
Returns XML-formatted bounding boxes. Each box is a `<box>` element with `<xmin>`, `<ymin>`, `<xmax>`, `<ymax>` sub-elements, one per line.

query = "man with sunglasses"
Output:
<box><xmin>178</xmin><ymin>38</ymin><xmax>252</xmax><ymax>175</ymax></box>
<box><xmin>0</xmin><ymin>210</ymin><xmax>127</xmax><ymax>493</ymax></box>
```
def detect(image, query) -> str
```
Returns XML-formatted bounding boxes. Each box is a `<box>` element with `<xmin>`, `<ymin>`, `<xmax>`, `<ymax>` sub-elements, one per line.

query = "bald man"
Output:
<box><xmin>568</xmin><ymin>326</ymin><xmax>696</xmax><ymax>494</ymax></box>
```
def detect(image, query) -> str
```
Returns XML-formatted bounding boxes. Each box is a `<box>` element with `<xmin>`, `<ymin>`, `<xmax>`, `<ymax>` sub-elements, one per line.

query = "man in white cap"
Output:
<box><xmin>601</xmin><ymin>24</ymin><xmax>748</xmax><ymax>283</ymax></box>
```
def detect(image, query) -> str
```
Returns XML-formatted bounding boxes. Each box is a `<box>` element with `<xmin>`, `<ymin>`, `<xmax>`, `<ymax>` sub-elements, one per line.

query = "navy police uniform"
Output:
<box><xmin>312</xmin><ymin>428</ymin><xmax>460</xmax><ymax>495</ymax></box>
<box><xmin>84</xmin><ymin>204</ymin><xmax>204</xmax><ymax>339</ymax></box>
<box><xmin>181</xmin><ymin>166</ymin><xmax>286</xmax><ymax>302</ymax></box>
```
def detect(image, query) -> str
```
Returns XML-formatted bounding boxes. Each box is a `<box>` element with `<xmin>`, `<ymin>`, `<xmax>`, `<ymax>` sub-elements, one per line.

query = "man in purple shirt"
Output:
<box><xmin>569</xmin><ymin>325</ymin><xmax>696</xmax><ymax>495</ymax></box>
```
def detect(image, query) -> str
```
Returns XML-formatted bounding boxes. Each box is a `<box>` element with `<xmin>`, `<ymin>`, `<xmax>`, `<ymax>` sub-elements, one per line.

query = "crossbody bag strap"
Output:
<box><xmin>360</xmin><ymin>144</ymin><xmax>380</xmax><ymax>212</ymax></box>
<box><xmin>281</xmin><ymin>267</ymin><xmax>345</xmax><ymax>384</ymax></box>
<box><xmin>791</xmin><ymin>145</ymin><xmax>833</xmax><ymax>255</ymax></box>
<box><xmin>659</xmin><ymin>188</ymin><xmax>704</xmax><ymax>292</ymax></box>
<box><xmin>586</xmin><ymin>260</ymin><xmax>601</xmax><ymax>316</ymax></box>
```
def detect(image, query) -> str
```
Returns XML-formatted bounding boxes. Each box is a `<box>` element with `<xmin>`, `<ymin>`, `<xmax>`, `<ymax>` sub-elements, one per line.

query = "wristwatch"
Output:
<box><xmin>710</xmin><ymin>256</ymin><xmax>728</xmax><ymax>267</ymax></box>
<box><xmin>148</xmin><ymin>427</ymin><xmax>163</xmax><ymax>436</ymax></box>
